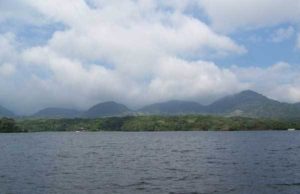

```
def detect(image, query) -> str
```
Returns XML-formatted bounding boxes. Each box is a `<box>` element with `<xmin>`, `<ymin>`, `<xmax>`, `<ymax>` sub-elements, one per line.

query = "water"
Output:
<box><xmin>0</xmin><ymin>131</ymin><xmax>300</xmax><ymax>194</ymax></box>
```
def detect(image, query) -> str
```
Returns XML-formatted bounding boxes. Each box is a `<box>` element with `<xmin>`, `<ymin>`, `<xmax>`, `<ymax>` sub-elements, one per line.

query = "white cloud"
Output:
<box><xmin>0</xmin><ymin>33</ymin><xmax>18</xmax><ymax>63</ymax></box>
<box><xmin>0</xmin><ymin>63</ymin><xmax>15</xmax><ymax>77</ymax></box>
<box><xmin>199</xmin><ymin>0</ymin><xmax>300</xmax><ymax>32</ymax></box>
<box><xmin>20</xmin><ymin>46</ymin><xmax>245</xmax><ymax>113</ymax></box>
<box><xmin>231</xmin><ymin>62</ymin><xmax>300</xmax><ymax>103</ymax></box>
<box><xmin>146</xmin><ymin>57</ymin><xmax>246</xmax><ymax>103</ymax></box>
<box><xmin>0</xmin><ymin>0</ymin><xmax>249</xmax><ymax>114</ymax></box>
<box><xmin>0</xmin><ymin>0</ymin><xmax>47</xmax><ymax>25</ymax></box>
<box><xmin>2</xmin><ymin>0</ymin><xmax>300</xmax><ymax>114</ymax></box>
<box><xmin>270</xmin><ymin>26</ymin><xmax>295</xmax><ymax>42</ymax></box>
<box><xmin>297</xmin><ymin>33</ymin><xmax>300</xmax><ymax>48</ymax></box>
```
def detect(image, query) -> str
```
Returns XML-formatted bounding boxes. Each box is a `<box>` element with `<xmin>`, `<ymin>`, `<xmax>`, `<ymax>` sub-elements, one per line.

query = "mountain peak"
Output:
<box><xmin>238</xmin><ymin>90</ymin><xmax>263</xmax><ymax>97</ymax></box>
<box><xmin>231</xmin><ymin>90</ymin><xmax>268</xmax><ymax>101</ymax></box>
<box><xmin>83</xmin><ymin>101</ymin><xmax>130</xmax><ymax>118</ymax></box>
<box><xmin>210</xmin><ymin>90</ymin><xmax>269</xmax><ymax>107</ymax></box>
<box><xmin>239</xmin><ymin>90</ymin><xmax>260</xmax><ymax>95</ymax></box>
<box><xmin>33</xmin><ymin>107</ymin><xmax>80</xmax><ymax>118</ymax></box>
<box><xmin>98</xmin><ymin>101</ymin><xmax>122</xmax><ymax>106</ymax></box>
<box><xmin>207</xmin><ymin>90</ymin><xmax>296</xmax><ymax>117</ymax></box>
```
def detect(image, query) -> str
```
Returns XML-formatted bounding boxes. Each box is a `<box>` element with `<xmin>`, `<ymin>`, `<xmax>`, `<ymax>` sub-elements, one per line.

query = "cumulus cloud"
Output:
<box><xmin>0</xmin><ymin>0</ymin><xmax>249</xmax><ymax>114</ymax></box>
<box><xmin>1</xmin><ymin>0</ymin><xmax>300</xmax><ymax>114</ymax></box>
<box><xmin>0</xmin><ymin>33</ymin><xmax>18</xmax><ymax>63</ymax></box>
<box><xmin>231</xmin><ymin>62</ymin><xmax>300</xmax><ymax>103</ymax></box>
<box><xmin>199</xmin><ymin>0</ymin><xmax>300</xmax><ymax>32</ymax></box>
<box><xmin>297</xmin><ymin>34</ymin><xmax>300</xmax><ymax>49</ymax></box>
<box><xmin>147</xmin><ymin>58</ymin><xmax>245</xmax><ymax>103</ymax></box>
<box><xmin>0</xmin><ymin>0</ymin><xmax>46</xmax><ymax>26</ymax></box>
<box><xmin>19</xmin><ymin>45</ymin><xmax>245</xmax><ymax>113</ymax></box>
<box><xmin>0</xmin><ymin>63</ymin><xmax>15</xmax><ymax>77</ymax></box>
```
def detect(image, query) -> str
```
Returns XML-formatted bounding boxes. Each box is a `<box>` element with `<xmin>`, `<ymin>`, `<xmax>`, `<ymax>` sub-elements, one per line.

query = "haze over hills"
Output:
<box><xmin>3</xmin><ymin>90</ymin><xmax>300</xmax><ymax>119</ymax></box>
<box><xmin>0</xmin><ymin>105</ymin><xmax>14</xmax><ymax>117</ymax></box>
<box><xmin>139</xmin><ymin>100</ymin><xmax>206</xmax><ymax>115</ymax></box>
<box><xmin>82</xmin><ymin>101</ymin><xmax>131</xmax><ymax>118</ymax></box>
<box><xmin>33</xmin><ymin>108</ymin><xmax>81</xmax><ymax>118</ymax></box>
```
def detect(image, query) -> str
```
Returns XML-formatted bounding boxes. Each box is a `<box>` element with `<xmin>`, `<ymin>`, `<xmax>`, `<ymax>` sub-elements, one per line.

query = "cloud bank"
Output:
<box><xmin>0</xmin><ymin>0</ymin><xmax>300</xmax><ymax>114</ymax></box>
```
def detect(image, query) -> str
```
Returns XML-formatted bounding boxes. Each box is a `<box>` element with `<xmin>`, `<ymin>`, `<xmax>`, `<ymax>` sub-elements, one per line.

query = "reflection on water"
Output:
<box><xmin>0</xmin><ymin>131</ymin><xmax>300</xmax><ymax>194</ymax></box>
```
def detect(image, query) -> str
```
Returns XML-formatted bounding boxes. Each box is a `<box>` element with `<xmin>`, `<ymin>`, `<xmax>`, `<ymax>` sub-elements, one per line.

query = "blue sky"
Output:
<box><xmin>219</xmin><ymin>25</ymin><xmax>299</xmax><ymax>67</ymax></box>
<box><xmin>1</xmin><ymin>0</ymin><xmax>300</xmax><ymax>114</ymax></box>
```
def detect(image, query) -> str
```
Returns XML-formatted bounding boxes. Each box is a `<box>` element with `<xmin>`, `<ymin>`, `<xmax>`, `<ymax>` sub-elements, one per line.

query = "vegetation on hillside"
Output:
<box><xmin>0</xmin><ymin>118</ymin><xmax>22</xmax><ymax>133</ymax></box>
<box><xmin>82</xmin><ymin>101</ymin><xmax>131</xmax><ymax>118</ymax></box>
<box><xmin>15</xmin><ymin>115</ymin><xmax>300</xmax><ymax>132</ymax></box>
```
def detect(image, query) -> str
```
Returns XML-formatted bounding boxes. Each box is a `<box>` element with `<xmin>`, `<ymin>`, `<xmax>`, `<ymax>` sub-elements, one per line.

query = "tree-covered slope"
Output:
<box><xmin>16</xmin><ymin>115</ymin><xmax>300</xmax><ymax>132</ymax></box>
<box><xmin>139</xmin><ymin>100</ymin><xmax>206</xmax><ymax>115</ymax></box>
<box><xmin>207</xmin><ymin>90</ymin><xmax>300</xmax><ymax>118</ymax></box>
<box><xmin>83</xmin><ymin>101</ymin><xmax>131</xmax><ymax>118</ymax></box>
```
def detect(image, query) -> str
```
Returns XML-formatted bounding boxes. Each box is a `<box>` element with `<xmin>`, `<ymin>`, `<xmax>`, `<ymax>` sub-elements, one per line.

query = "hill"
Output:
<box><xmin>139</xmin><ymin>90</ymin><xmax>300</xmax><ymax>118</ymax></box>
<box><xmin>8</xmin><ymin>90</ymin><xmax>300</xmax><ymax>119</ymax></box>
<box><xmin>83</xmin><ymin>101</ymin><xmax>131</xmax><ymax>118</ymax></box>
<box><xmin>207</xmin><ymin>90</ymin><xmax>300</xmax><ymax>118</ymax></box>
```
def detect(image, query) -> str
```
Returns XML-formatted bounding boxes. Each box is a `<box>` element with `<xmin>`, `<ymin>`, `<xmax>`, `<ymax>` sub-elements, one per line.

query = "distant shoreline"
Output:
<box><xmin>0</xmin><ymin>130</ymin><xmax>296</xmax><ymax>134</ymax></box>
<box><xmin>4</xmin><ymin>115</ymin><xmax>297</xmax><ymax>133</ymax></box>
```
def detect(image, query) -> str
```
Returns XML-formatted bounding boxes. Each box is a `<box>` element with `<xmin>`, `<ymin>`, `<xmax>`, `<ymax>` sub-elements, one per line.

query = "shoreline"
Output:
<box><xmin>2</xmin><ymin>115</ymin><xmax>300</xmax><ymax>133</ymax></box>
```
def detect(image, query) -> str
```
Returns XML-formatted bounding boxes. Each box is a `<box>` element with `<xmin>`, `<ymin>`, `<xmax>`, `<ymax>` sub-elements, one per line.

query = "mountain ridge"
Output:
<box><xmin>20</xmin><ymin>90</ymin><xmax>300</xmax><ymax>118</ymax></box>
<box><xmin>139</xmin><ymin>100</ymin><xmax>206</xmax><ymax>115</ymax></box>
<box><xmin>206</xmin><ymin>90</ymin><xmax>298</xmax><ymax>118</ymax></box>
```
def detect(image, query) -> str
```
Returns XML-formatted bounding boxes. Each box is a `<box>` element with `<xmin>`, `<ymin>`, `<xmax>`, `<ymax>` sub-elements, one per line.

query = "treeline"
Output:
<box><xmin>15</xmin><ymin>115</ymin><xmax>300</xmax><ymax>132</ymax></box>
<box><xmin>0</xmin><ymin>118</ymin><xmax>23</xmax><ymax>133</ymax></box>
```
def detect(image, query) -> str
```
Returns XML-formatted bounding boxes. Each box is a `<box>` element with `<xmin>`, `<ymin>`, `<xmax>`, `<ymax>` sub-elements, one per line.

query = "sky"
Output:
<box><xmin>1</xmin><ymin>0</ymin><xmax>300</xmax><ymax>114</ymax></box>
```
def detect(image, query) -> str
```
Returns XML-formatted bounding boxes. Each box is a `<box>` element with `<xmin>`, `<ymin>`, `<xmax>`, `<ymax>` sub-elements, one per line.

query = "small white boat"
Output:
<box><xmin>288</xmin><ymin>128</ymin><xmax>296</xmax><ymax>131</ymax></box>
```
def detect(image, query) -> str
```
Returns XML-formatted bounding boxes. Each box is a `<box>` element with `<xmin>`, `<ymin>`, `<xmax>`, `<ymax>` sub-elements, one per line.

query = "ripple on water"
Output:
<box><xmin>0</xmin><ymin>131</ymin><xmax>300</xmax><ymax>194</ymax></box>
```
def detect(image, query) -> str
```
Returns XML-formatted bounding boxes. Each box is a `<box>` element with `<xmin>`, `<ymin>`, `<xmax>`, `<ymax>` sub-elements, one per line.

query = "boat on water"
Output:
<box><xmin>288</xmin><ymin>128</ymin><xmax>296</xmax><ymax>131</ymax></box>
<box><xmin>75</xmin><ymin>127</ymin><xmax>87</xmax><ymax>133</ymax></box>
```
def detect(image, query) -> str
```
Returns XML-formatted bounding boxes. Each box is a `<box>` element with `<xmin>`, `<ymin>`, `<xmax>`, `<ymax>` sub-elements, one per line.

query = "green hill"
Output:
<box><xmin>83</xmin><ymin>101</ymin><xmax>131</xmax><ymax>118</ymax></box>
<box><xmin>207</xmin><ymin>90</ymin><xmax>300</xmax><ymax>118</ymax></box>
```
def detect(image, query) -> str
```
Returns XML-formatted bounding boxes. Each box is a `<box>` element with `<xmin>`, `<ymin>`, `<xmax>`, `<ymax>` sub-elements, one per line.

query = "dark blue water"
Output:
<box><xmin>0</xmin><ymin>131</ymin><xmax>300</xmax><ymax>194</ymax></box>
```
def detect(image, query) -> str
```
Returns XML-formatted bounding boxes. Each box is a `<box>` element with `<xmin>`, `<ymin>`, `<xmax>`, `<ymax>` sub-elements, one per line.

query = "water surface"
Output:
<box><xmin>0</xmin><ymin>131</ymin><xmax>300</xmax><ymax>194</ymax></box>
